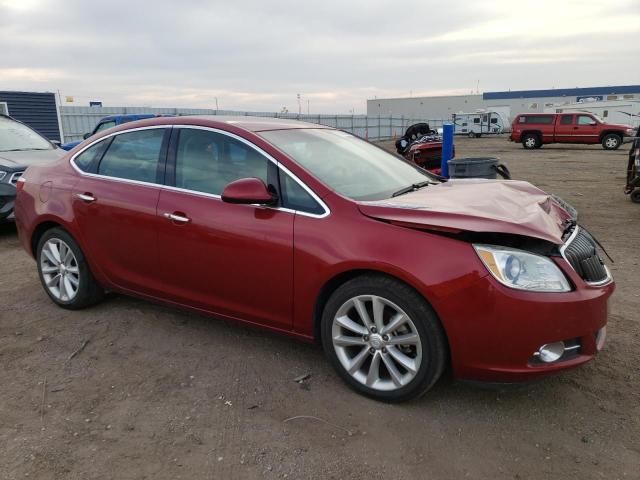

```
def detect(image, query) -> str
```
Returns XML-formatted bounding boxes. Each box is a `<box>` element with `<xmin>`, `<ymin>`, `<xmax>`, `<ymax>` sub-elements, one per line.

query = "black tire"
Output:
<box><xmin>36</xmin><ymin>227</ymin><xmax>104</xmax><ymax>309</ymax></box>
<box><xmin>468</xmin><ymin>132</ymin><xmax>475</xmax><ymax>138</ymax></box>
<box><xmin>631</xmin><ymin>189</ymin><xmax>640</xmax><ymax>204</ymax></box>
<box><xmin>321</xmin><ymin>274</ymin><xmax>447</xmax><ymax>402</ymax></box>
<box><xmin>522</xmin><ymin>133</ymin><xmax>540</xmax><ymax>149</ymax></box>
<box><xmin>602</xmin><ymin>133</ymin><xmax>622</xmax><ymax>150</ymax></box>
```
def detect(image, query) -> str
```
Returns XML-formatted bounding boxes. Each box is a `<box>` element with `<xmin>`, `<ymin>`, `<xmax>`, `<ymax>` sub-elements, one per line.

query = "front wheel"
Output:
<box><xmin>631</xmin><ymin>189</ymin><xmax>640</xmax><ymax>204</ymax></box>
<box><xmin>602</xmin><ymin>133</ymin><xmax>622</xmax><ymax>150</ymax></box>
<box><xmin>522</xmin><ymin>134</ymin><xmax>540</xmax><ymax>149</ymax></box>
<box><xmin>321</xmin><ymin>275</ymin><xmax>447</xmax><ymax>402</ymax></box>
<box><xmin>37</xmin><ymin>228</ymin><xmax>104</xmax><ymax>309</ymax></box>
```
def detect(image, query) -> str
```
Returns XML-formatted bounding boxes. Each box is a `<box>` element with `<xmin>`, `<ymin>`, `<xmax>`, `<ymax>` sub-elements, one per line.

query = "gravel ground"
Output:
<box><xmin>0</xmin><ymin>135</ymin><xmax>638</xmax><ymax>480</ymax></box>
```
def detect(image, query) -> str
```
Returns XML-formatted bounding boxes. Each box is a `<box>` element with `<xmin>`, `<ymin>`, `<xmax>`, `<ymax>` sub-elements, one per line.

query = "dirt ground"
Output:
<box><xmin>1</xmin><ymin>136</ymin><xmax>638</xmax><ymax>480</ymax></box>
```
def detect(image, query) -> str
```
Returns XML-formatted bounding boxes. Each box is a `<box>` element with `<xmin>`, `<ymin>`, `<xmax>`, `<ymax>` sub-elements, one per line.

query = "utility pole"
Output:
<box><xmin>215</xmin><ymin>97</ymin><xmax>219</xmax><ymax>111</ymax></box>
<box><xmin>307</xmin><ymin>99</ymin><xmax>310</xmax><ymax>115</ymax></box>
<box><xmin>297</xmin><ymin>93</ymin><xmax>301</xmax><ymax>115</ymax></box>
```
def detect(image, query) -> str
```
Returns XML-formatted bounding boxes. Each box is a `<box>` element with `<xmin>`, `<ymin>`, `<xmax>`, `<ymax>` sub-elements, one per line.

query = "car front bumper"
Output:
<box><xmin>434</xmin><ymin>261</ymin><xmax>614</xmax><ymax>383</ymax></box>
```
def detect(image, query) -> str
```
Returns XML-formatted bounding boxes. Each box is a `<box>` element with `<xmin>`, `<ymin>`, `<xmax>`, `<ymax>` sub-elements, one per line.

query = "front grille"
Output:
<box><xmin>561</xmin><ymin>227</ymin><xmax>609</xmax><ymax>284</ymax></box>
<box><xmin>9</xmin><ymin>171</ymin><xmax>23</xmax><ymax>185</ymax></box>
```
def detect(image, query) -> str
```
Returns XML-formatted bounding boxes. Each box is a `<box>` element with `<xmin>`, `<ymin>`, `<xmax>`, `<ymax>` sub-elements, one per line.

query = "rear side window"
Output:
<box><xmin>518</xmin><ymin>115</ymin><xmax>554</xmax><ymax>125</ymax></box>
<box><xmin>174</xmin><ymin>128</ymin><xmax>270</xmax><ymax>195</ymax></box>
<box><xmin>279</xmin><ymin>173</ymin><xmax>324</xmax><ymax>215</ymax></box>
<box><xmin>97</xmin><ymin>128</ymin><xmax>165</xmax><ymax>183</ymax></box>
<box><xmin>73</xmin><ymin>138</ymin><xmax>110</xmax><ymax>173</ymax></box>
<box><xmin>560</xmin><ymin>115</ymin><xmax>573</xmax><ymax>125</ymax></box>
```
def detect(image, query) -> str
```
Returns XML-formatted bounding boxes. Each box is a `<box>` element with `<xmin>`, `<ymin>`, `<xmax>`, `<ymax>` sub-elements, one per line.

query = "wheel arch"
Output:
<box><xmin>599</xmin><ymin>130</ymin><xmax>623</xmax><ymax>141</ymax></box>
<box><xmin>312</xmin><ymin>269</ymin><xmax>452</xmax><ymax>369</ymax></box>
<box><xmin>31</xmin><ymin>220</ymin><xmax>66</xmax><ymax>257</ymax></box>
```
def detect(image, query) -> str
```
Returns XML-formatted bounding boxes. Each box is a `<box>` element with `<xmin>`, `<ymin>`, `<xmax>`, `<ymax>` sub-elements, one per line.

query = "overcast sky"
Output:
<box><xmin>1</xmin><ymin>0</ymin><xmax>639</xmax><ymax>113</ymax></box>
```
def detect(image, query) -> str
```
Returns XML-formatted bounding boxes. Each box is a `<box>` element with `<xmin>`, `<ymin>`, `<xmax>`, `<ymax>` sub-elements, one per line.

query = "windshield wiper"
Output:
<box><xmin>392</xmin><ymin>181</ymin><xmax>431</xmax><ymax>198</ymax></box>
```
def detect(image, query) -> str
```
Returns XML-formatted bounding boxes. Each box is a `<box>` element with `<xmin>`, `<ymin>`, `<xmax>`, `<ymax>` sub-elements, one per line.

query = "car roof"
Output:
<box><xmin>118</xmin><ymin>115</ymin><xmax>334</xmax><ymax>133</ymax></box>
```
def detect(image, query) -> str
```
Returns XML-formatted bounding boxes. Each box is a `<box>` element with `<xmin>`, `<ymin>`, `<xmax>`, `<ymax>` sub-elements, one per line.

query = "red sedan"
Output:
<box><xmin>14</xmin><ymin>116</ymin><xmax>613</xmax><ymax>402</ymax></box>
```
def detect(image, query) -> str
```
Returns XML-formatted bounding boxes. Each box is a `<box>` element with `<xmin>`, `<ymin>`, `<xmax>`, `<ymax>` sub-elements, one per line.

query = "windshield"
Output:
<box><xmin>259</xmin><ymin>129</ymin><xmax>437</xmax><ymax>201</ymax></box>
<box><xmin>0</xmin><ymin>116</ymin><xmax>53</xmax><ymax>152</ymax></box>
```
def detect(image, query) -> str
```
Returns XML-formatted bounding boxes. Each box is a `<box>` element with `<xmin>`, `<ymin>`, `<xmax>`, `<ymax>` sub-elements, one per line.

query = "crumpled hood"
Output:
<box><xmin>357</xmin><ymin>179</ymin><xmax>572</xmax><ymax>245</ymax></box>
<box><xmin>0</xmin><ymin>148</ymin><xmax>64</xmax><ymax>168</ymax></box>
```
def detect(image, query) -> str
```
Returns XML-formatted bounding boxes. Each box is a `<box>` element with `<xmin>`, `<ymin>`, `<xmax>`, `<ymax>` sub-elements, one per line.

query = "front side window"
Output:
<box><xmin>175</xmin><ymin>128</ymin><xmax>269</xmax><ymax>196</ymax></box>
<box><xmin>279</xmin><ymin>173</ymin><xmax>324</xmax><ymax>215</ymax></box>
<box><xmin>94</xmin><ymin>121</ymin><xmax>116</xmax><ymax>133</ymax></box>
<box><xmin>97</xmin><ymin>128</ymin><xmax>165</xmax><ymax>183</ymax></box>
<box><xmin>260</xmin><ymin>129</ymin><xmax>437</xmax><ymax>201</ymax></box>
<box><xmin>577</xmin><ymin>115</ymin><xmax>595</xmax><ymax>125</ymax></box>
<box><xmin>73</xmin><ymin>138</ymin><xmax>110</xmax><ymax>172</ymax></box>
<box><xmin>0</xmin><ymin>116</ymin><xmax>53</xmax><ymax>152</ymax></box>
<box><xmin>560</xmin><ymin>115</ymin><xmax>573</xmax><ymax>125</ymax></box>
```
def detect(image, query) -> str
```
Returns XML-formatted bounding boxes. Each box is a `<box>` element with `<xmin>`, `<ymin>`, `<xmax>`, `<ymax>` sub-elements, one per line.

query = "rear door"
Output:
<box><xmin>155</xmin><ymin>127</ymin><xmax>295</xmax><ymax>330</ymax></box>
<box><xmin>554</xmin><ymin>114</ymin><xmax>575</xmax><ymax>142</ymax></box>
<box><xmin>71</xmin><ymin>126</ymin><xmax>169</xmax><ymax>295</ymax></box>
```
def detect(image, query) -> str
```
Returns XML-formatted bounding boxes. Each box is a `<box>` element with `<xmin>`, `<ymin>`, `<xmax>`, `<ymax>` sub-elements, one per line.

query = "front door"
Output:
<box><xmin>573</xmin><ymin>114</ymin><xmax>601</xmax><ymax>144</ymax></box>
<box><xmin>155</xmin><ymin>127</ymin><xmax>294</xmax><ymax>330</ymax></box>
<box><xmin>71</xmin><ymin>127</ymin><xmax>169</xmax><ymax>295</ymax></box>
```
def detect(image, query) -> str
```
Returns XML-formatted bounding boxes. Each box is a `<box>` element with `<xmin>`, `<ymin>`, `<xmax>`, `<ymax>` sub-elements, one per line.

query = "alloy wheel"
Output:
<box><xmin>525</xmin><ymin>137</ymin><xmax>537</xmax><ymax>148</ymax></box>
<box><xmin>605</xmin><ymin>137</ymin><xmax>618</xmax><ymax>149</ymax></box>
<box><xmin>331</xmin><ymin>295</ymin><xmax>423</xmax><ymax>391</ymax></box>
<box><xmin>40</xmin><ymin>238</ymin><xmax>80</xmax><ymax>301</ymax></box>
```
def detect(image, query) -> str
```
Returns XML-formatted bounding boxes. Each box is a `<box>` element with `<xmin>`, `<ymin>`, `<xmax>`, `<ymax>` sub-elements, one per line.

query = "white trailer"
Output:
<box><xmin>452</xmin><ymin>111</ymin><xmax>507</xmax><ymax>138</ymax></box>
<box><xmin>544</xmin><ymin>100</ymin><xmax>640</xmax><ymax>128</ymax></box>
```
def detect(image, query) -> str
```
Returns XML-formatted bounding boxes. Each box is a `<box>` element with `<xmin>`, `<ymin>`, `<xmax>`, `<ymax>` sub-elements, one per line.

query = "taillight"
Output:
<box><xmin>16</xmin><ymin>177</ymin><xmax>26</xmax><ymax>193</ymax></box>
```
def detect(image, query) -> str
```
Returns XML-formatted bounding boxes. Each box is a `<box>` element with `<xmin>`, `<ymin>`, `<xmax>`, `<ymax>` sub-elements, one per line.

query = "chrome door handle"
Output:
<box><xmin>163</xmin><ymin>212</ymin><xmax>191</xmax><ymax>224</ymax></box>
<box><xmin>75</xmin><ymin>193</ymin><xmax>96</xmax><ymax>202</ymax></box>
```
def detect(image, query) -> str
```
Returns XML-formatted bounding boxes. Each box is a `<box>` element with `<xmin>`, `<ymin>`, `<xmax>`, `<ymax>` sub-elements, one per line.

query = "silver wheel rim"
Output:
<box><xmin>605</xmin><ymin>138</ymin><xmax>617</xmax><ymax>148</ymax></box>
<box><xmin>525</xmin><ymin>137</ymin><xmax>536</xmax><ymax>147</ymax></box>
<box><xmin>40</xmin><ymin>238</ymin><xmax>80</xmax><ymax>301</ymax></box>
<box><xmin>332</xmin><ymin>295</ymin><xmax>423</xmax><ymax>392</ymax></box>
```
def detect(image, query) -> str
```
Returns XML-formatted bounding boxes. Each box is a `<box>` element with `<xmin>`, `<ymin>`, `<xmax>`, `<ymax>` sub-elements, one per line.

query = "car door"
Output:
<box><xmin>555</xmin><ymin>114</ymin><xmax>575</xmax><ymax>142</ymax></box>
<box><xmin>574</xmin><ymin>114</ymin><xmax>600</xmax><ymax>143</ymax></box>
<box><xmin>71</xmin><ymin>126</ymin><xmax>169</xmax><ymax>295</ymax></box>
<box><xmin>155</xmin><ymin>127</ymin><xmax>294</xmax><ymax>330</ymax></box>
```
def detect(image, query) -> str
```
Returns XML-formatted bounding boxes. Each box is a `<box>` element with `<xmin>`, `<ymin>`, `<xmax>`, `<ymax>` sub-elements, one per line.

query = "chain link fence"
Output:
<box><xmin>60</xmin><ymin>106</ymin><xmax>446</xmax><ymax>143</ymax></box>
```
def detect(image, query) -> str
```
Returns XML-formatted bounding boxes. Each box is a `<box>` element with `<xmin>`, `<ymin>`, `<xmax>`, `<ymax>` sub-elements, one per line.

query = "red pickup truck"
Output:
<box><xmin>510</xmin><ymin>112</ymin><xmax>634</xmax><ymax>150</ymax></box>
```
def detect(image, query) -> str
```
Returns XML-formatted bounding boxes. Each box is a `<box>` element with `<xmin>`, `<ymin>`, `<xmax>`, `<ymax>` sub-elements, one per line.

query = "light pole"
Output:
<box><xmin>215</xmin><ymin>97</ymin><xmax>219</xmax><ymax>111</ymax></box>
<box><xmin>297</xmin><ymin>93</ymin><xmax>301</xmax><ymax>115</ymax></box>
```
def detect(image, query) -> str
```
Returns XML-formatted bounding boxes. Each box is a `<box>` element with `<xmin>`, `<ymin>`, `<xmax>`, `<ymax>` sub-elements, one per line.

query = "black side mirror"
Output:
<box><xmin>83</xmin><ymin>132</ymin><xmax>91</xmax><ymax>140</ymax></box>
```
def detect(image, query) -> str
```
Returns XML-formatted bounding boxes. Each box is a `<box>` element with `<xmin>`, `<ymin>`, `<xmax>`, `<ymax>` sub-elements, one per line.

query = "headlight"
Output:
<box><xmin>626</xmin><ymin>128</ymin><xmax>635</xmax><ymax>136</ymax></box>
<box><xmin>0</xmin><ymin>171</ymin><xmax>6</xmax><ymax>181</ymax></box>
<box><xmin>474</xmin><ymin>244</ymin><xmax>571</xmax><ymax>292</ymax></box>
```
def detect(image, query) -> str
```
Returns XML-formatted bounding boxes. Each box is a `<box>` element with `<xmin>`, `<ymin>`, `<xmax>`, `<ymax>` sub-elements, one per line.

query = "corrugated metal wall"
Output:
<box><xmin>0</xmin><ymin>91</ymin><xmax>61</xmax><ymax>141</ymax></box>
<box><xmin>60</xmin><ymin>106</ymin><xmax>441</xmax><ymax>142</ymax></box>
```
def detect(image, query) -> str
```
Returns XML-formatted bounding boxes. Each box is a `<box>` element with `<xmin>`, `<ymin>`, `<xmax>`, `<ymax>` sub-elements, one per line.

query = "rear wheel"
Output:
<box><xmin>468</xmin><ymin>132</ymin><xmax>475</xmax><ymax>138</ymax></box>
<box><xmin>37</xmin><ymin>228</ymin><xmax>104</xmax><ymax>309</ymax></box>
<box><xmin>321</xmin><ymin>275</ymin><xmax>447</xmax><ymax>402</ymax></box>
<box><xmin>522</xmin><ymin>134</ymin><xmax>540</xmax><ymax>149</ymax></box>
<box><xmin>602</xmin><ymin>133</ymin><xmax>622</xmax><ymax>150</ymax></box>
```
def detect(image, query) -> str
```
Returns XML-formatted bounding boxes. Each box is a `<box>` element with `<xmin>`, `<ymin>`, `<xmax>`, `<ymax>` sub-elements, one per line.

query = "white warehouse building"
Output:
<box><xmin>367</xmin><ymin>85</ymin><xmax>640</xmax><ymax>124</ymax></box>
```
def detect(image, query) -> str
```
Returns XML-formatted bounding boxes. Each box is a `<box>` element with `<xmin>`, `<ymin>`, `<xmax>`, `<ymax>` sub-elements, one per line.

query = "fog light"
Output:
<box><xmin>538</xmin><ymin>342</ymin><xmax>565</xmax><ymax>363</ymax></box>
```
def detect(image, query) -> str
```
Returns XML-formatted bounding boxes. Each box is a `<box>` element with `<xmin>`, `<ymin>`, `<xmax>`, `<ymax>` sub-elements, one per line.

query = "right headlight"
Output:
<box><xmin>0</xmin><ymin>171</ymin><xmax>7</xmax><ymax>182</ymax></box>
<box><xmin>474</xmin><ymin>244</ymin><xmax>571</xmax><ymax>292</ymax></box>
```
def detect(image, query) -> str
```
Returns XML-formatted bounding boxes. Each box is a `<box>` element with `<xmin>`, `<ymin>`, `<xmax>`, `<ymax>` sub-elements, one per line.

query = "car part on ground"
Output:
<box><xmin>395</xmin><ymin>123</ymin><xmax>452</xmax><ymax>173</ymax></box>
<box><xmin>15</xmin><ymin>116</ymin><xmax>614</xmax><ymax>402</ymax></box>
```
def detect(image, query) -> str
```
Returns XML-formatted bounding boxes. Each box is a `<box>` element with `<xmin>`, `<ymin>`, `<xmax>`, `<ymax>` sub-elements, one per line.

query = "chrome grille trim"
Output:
<box><xmin>9</xmin><ymin>171</ymin><xmax>24</xmax><ymax>185</ymax></box>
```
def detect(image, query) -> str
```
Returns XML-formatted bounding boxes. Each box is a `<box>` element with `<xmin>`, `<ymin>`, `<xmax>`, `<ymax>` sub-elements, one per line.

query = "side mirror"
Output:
<box><xmin>221</xmin><ymin>178</ymin><xmax>276</xmax><ymax>205</ymax></box>
<box><xmin>83</xmin><ymin>132</ymin><xmax>91</xmax><ymax>140</ymax></box>
<box><xmin>50</xmin><ymin>140</ymin><xmax>61</xmax><ymax>148</ymax></box>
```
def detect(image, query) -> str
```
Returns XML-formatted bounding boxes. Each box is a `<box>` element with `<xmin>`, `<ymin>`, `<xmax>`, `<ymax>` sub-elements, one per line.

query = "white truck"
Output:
<box><xmin>452</xmin><ymin>111</ymin><xmax>507</xmax><ymax>138</ymax></box>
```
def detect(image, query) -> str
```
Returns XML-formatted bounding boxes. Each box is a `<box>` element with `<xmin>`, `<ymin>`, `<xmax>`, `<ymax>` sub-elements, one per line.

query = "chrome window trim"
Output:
<box><xmin>559</xmin><ymin>226</ymin><xmax>613</xmax><ymax>287</ymax></box>
<box><xmin>69</xmin><ymin>124</ymin><xmax>330</xmax><ymax>219</ymax></box>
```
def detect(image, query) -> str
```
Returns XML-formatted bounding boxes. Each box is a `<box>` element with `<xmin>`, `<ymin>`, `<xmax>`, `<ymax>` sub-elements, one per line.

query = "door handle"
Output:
<box><xmin>75</xmin><ymin>193</ymin><xmax>96</xmax><ymax>202</ymax></box>
<box><xmin>163</xmin><ymin>212</ymin><xmax>191</xmax><ymax>224</ymax></box>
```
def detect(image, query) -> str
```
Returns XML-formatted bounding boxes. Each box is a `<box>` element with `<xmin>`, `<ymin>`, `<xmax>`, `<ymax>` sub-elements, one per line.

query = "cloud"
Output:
<box><xmin>1</xmin><ymin>0</ymin><xmax>638</xmax><ymax>112</ymax></box>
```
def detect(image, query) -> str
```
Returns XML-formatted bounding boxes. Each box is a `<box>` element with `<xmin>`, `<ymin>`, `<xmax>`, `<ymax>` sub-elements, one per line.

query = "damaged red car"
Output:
<box><xmin>14</xmin><ymin>116</ymin><xmax>613</xmax><ymax>402</ymax></box>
